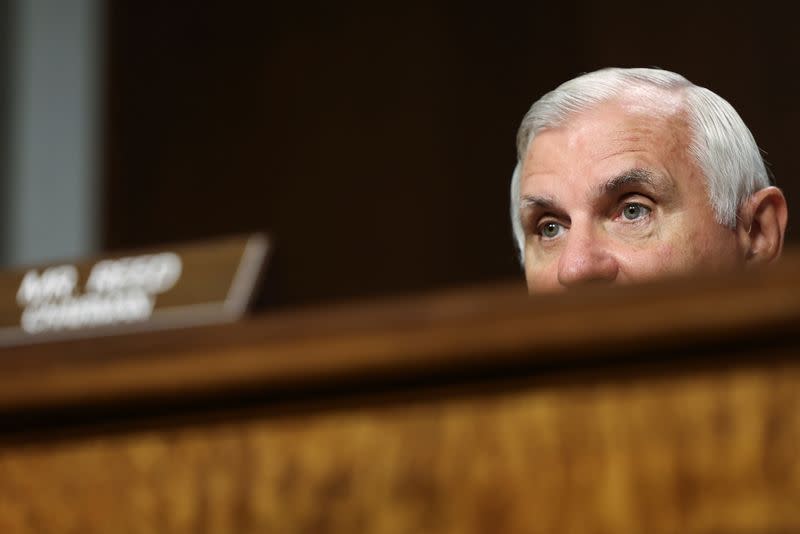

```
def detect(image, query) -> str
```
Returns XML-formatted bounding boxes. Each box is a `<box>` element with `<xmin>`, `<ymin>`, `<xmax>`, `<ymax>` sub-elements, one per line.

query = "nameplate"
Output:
<box><xmin>0</xmin><ymin>234</ymin><xmax>269</xmax><ymax>347</ymax></box>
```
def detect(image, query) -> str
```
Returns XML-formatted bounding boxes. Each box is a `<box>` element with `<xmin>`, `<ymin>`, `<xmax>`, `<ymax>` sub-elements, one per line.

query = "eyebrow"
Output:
<box><xmin>517</xmin><ymin>194</ymin><xmax>567</xmax><ymax>234</ymax></box>
<box><xmin>518</xmin><ymin>167</ymin><xmax>679</xmax><ymax>230</ymax></box>
<box><xmin>598</xmin><ymin>168</ymin><xmax>672</xmax><ymax>197</ymax></box>
<box><xmin>519</xmin><ymin>194</ymin><xmax>559</xmax><ymax>212</ymax></box>
<box><xmin>519</xmin><ymin>168</ymin><xmax>668</xmax><ymax>212</ymax></box>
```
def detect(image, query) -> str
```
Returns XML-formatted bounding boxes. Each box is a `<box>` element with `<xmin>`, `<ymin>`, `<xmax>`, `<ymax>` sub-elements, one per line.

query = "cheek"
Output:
<box><xmin>687</xmin><ymin>225</ymin><xmax>740</xmax><ymax>269</ymax></box>
<box><xmin>524</xmin><ymin>256</ymin><xmax>561</xmax><ymax>292</ymax></box>
<box><xmin>654</xmin><ymin>238</ymin><xmax>710</xmax><ymax>273</ymax></box>
<box><xmin>617</xmin><ymin>228</ymin><xmax>735</xmax><ymax>281</ymax></box>
<box><xmin>656</xmin><ymin>242</ymin><xmax>675</xmax><ymax>263</ymax></box>
<box><xmin>616</xmin><ymin>242</ymin><xmax>680</xmax><ymax>280</ymax></box>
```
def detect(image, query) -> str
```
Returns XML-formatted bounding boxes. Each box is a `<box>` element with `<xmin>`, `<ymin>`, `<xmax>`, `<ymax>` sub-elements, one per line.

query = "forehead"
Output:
<box><xmin>520</xmin><ymin>94</ymin><xmax>692</xmax><ymax>195</ymax></box>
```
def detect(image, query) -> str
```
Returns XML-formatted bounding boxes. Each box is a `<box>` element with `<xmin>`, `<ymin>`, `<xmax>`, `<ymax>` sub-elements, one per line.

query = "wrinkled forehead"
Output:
<box><xmin>608</xmin><ymin>84</ymin><xmax>687</xmax><ymax>118</ymax></box>
<box><xmin>522</xmin><ymin>84</ymin><xmax>691</xmax><ymax>155</ymax></box>
<box><xmin>522</xmin><ymin>91</ymin><xmax>693</xmax><ymax>176</ymax></box>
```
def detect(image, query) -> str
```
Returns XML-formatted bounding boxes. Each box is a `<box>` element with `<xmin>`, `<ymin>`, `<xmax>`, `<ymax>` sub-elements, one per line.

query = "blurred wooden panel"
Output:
<box><xmin>0</xmin><ymin>250</ymin><xmax>799</xmax><ymax>415</ymax></box>
<box><xmin>0</xmin><ymin>255</ymin><xmax>799</xmax><ymax>532</ymax></box>
<box><xmin>0</xmin><ymin>360</ymin><xmax>798</xmax><ymax>534</ymax></box>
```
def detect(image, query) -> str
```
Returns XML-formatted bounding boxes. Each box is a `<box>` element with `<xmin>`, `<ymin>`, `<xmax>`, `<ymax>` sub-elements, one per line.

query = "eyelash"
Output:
<box><xmin>534</xmin><ymin>201</ymin><xmax>652</xmax><ymax>240</ymax></box>
<box><xmin>617</xmin><ymin>202</ymin><xmax>652</xmax><ymax>222</ymax></box>
<box><xmin>536</xmin><ymin>220</ymin><xmax>566</xmax><ymax>240</ymax></box>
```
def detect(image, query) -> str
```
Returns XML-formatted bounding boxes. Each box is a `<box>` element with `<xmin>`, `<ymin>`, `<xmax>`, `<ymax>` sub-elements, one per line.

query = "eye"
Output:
<box><xmin>538</xmin><ymin>221</ymin><xmax>565</xmax><ymax>239</ymax></box>
<box><xmin>621</xmin><ymin>203</ymin><xmax>651</xmax><ymax>221</ymax></box>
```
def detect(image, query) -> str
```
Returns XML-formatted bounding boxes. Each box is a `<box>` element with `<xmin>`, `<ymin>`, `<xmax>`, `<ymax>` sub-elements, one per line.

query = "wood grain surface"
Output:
<box><xmin>0</xmin><ymin>360</ymin><xmax>798</xmax><ymax>534</ymax></box>
<box><xmin>0</xmin><ymin>250</ymin><xmax>798</xmax><ymax>418</ymax></box>
<box><xmin>0</xmin><ymin>253</ymin><xmax>799</xmax><ymax>532</ymax></box>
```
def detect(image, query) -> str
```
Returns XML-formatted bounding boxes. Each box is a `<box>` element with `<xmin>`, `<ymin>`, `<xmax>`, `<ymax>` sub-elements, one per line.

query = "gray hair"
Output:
<box><xmin>511</xmin><ymin>67</ymin><xmax>771</xmax><ymax>263</ymax></box>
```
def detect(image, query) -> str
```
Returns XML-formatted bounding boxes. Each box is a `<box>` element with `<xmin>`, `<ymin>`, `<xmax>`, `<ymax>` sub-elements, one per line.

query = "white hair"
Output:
<box><xmin>510</xmin><ymin>67</ymin><xmax>771</xmax><ymax>264</ymax></box>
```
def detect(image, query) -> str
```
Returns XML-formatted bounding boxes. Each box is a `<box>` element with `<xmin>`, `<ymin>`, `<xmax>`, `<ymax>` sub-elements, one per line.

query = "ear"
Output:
<box><xmin>736</xmin><ymin>186</ymin><xmax>788</xmax><ymax>265</ymax></box>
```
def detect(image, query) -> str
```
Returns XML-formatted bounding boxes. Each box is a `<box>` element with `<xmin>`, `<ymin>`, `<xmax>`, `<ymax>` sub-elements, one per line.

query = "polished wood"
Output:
<box><xmin>0</xmin><ymin>254</ymin><xmax>799</xmax><ymax>533</ymax></box>
<box><xmin>2</xmin><ymin>361</ymin><xmax>799</xmax><ymax>534</ymax></box>
<box><xmin>0</xmin><ymin>252</ymin><xmax>798</xmax><ymax>415</ymax></box>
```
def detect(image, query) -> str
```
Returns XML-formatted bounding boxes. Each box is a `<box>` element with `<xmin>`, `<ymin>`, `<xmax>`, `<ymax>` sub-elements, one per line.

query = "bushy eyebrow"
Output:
<box><xmin>518</xmin><ymin>167</ymin><xmax>677</xmax><ymax>231</ymax></box>
<box><xmin>518</xmin><ymin>194</ymin><xmax>568</xmax><ymax>234</ymax></box>
<box><xmin>519</xmin><ymin>168</ymin><xmax>669</xmax><ymax>212</ymax></box>
<box><xmin>598</xmin><ymin>168</ymin><xmax>674</xmax><ymax>197</ymax></box>
<box><xmin>519</xmin><ymin>194</ymin><xmax>559</xmax><ymax>212</ymax></box>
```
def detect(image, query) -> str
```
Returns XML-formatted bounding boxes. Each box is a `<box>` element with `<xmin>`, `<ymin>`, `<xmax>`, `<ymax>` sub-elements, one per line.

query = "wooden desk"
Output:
<box><xmin>0</xmin><ymin>256</ymin><xmax>799</xmax><ymax>533</ymax></box>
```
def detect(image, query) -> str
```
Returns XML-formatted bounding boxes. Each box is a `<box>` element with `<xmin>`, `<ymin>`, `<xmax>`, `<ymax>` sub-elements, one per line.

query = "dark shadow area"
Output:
<box><xmin>103</xmin><ymin>2</ymin><xmax>800</xmax><ymax>310</ymax></box>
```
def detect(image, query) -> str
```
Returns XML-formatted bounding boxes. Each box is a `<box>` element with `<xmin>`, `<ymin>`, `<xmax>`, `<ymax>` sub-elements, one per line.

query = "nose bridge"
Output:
<box><xmin>558</xmin><ymin>220</ymin><xmax>618</xmax><ymax>287</ymax></box>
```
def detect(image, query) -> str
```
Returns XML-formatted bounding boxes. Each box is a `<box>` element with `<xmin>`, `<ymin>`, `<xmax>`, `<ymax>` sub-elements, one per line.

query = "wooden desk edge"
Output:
<box><xmin>0</xmin><ymin>252</ymin><xmax>798</xmax><ymax>416</ymax></box>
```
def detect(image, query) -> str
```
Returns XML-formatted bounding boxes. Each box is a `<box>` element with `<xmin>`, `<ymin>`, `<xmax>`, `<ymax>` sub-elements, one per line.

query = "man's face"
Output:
<box><xmin>519</xmin><ymin>93</ymin><xmax>744</xmax><ymax>292</ymax></box>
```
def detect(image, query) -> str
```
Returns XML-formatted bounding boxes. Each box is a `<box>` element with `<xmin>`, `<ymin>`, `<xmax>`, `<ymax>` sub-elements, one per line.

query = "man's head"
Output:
<box><xmin>511</xmin><ymin>67</ymin><xmax>788</xmax><ymax>292</ymax></box>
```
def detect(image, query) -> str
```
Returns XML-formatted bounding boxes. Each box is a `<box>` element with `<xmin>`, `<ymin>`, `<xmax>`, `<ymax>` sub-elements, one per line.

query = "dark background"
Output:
<box><xmin>104</xmin><ymin>2</ymin><xmax>799</xmax><ymax>310</ymax></box>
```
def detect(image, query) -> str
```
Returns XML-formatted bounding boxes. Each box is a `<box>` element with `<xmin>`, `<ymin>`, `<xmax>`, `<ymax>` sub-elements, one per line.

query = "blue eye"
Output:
<box><xmin>539</xmin><ymin>221</ymin><xmax>564</xmax><ymax>239</ymax></box>
<box><xmin>622</xmin><ymin>203</ymin><xmax>651</xmax><ymax>221</ymax></box>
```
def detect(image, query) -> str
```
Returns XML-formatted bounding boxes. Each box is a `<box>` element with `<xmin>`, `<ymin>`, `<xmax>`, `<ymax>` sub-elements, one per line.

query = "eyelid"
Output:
<box><xmin>616</xmin><ymin>201</ymin><xmax>653</xmax><ymax>222</ymax></box>
<box><xmin>525</xmin><ymin>211</ymin><xmax>554</xmax><ymax>232</ymax></box>
<box><xmin>615</xmin><ymin>193</ymin><xmax>654</xmax><ymax>211</ymax></box>
<box><xmin>619</xmin><ymin>191</ymin><xmax>654</xmax><ymax>203</ymax></box>
<box><xmin>536</xmin><ymin>214</ymin><xmax>568</xmax><ymax>228</ymax></box>
<box><xmin>535</xmin><ymin>217</ymin><xmax>569</xmax><ymax>240</ymax></box>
